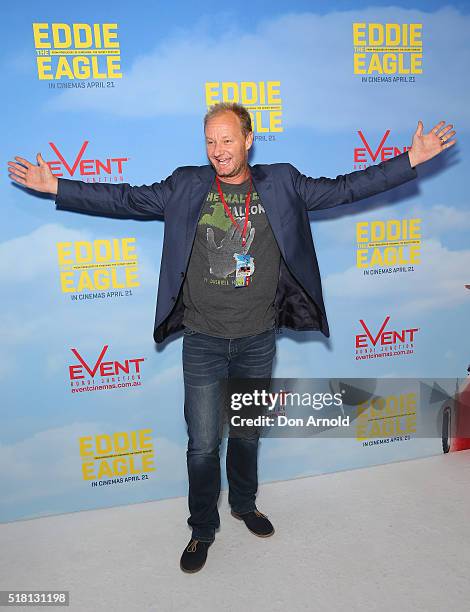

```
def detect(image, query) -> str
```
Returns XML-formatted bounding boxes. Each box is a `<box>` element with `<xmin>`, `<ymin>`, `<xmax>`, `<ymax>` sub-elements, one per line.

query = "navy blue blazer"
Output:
<box><xmin>55</xmin><ymin>151</ymin><xmax>417</xmax><ymax>343</ymax></box>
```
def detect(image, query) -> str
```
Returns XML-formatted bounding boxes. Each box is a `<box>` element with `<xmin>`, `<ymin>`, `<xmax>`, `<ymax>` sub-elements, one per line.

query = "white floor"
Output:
<box><xmin>1</xmin><ymin>450</ymin><xmax>470</xmax><ymax>612</ymax></box>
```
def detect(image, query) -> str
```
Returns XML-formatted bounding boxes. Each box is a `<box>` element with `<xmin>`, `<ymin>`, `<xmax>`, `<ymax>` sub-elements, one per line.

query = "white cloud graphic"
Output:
<box><xmin>313</xmin><ymin>203</ymin><xmax>470</xmax><ymax>249</ymax></box>
<box><xmin>0</xmin><ymin>423</ymin><xmax>187</xmax><ymax>513</ymax></box>
<box><xmin>0</xmin><ymin>422</ymin><xmax>102</xmax><ymax>506</ymax></box>
<box><xmin>0</xmin><ymin>222</ymin><xmax>165</xmax><ymax>382</ymax></box>
<box><xmin>146</xmin><ymin>364</ymin><xmax>182</xmax><ymax>388</ymax></box>
<box><xmin>0</xmin><ymin>222</ymin><xmax>159</xmax><ymax>287</ymax></box>
<box><xmin>0</xmin><ymin>223</ymin><xmax>89</xmax><ymax>283</ymax></box>
<box><xmin>415</xmin><ymin>204</ymin><xmax>470</xmax><ymax>234</ymax></box>
<box><xmin>324</xmin><ymin>237</ymin><xmax>470</xmax><ymax>314</ymax></box>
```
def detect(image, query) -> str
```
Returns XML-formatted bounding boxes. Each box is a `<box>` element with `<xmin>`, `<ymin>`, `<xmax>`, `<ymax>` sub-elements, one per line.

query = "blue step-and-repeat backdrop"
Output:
<box><xmin>1</xmin><ymin>0</ymin><xmax>469</xmax><ymax>522</ymax></box>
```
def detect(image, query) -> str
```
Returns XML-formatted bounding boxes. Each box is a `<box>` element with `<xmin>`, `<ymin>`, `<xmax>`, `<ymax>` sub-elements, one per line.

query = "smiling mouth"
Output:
<box><xmin>216</xmin><ymin>159</ymin><xmax>231</xmax><ymax>166</ymax></box>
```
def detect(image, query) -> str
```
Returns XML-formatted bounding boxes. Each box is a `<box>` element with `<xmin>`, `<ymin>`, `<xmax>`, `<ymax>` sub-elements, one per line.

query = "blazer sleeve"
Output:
<box><xmin>290</xmin><ymin>151</ymin><xmax>417</xmax><ymax>212</ymax></box>
<box><xmin>54</xmin><ymin>168</ymin><xmax>181</xmax><ymax>220</ymax></box>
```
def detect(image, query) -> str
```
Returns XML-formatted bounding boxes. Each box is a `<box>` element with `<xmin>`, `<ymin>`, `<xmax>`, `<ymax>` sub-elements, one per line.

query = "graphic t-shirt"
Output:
<box><xmin>182</xmin><ymin>177</ymin><xmax>281</xmax><ymax>338</ymax></box>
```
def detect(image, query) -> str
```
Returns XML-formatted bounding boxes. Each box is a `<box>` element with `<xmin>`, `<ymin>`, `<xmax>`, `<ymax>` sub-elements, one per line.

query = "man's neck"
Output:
<box><xmin>216</xmin><ymin>165</ymin><xmax>250</xmax><ymax>185</ymax></box>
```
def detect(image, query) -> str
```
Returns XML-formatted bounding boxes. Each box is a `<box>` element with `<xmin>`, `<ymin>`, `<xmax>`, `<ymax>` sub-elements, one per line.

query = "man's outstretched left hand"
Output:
<box><xmin>408</xmin><ymin>120</ymin><xmax>457</xmax><ymax>168</ymax></box>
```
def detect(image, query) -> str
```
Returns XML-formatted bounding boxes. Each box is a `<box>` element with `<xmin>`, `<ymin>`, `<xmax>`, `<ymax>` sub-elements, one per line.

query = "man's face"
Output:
<box><xmin>205</xmin><ymin>111</ymin><xmax>253</xmax><ymax>180</ymax></box>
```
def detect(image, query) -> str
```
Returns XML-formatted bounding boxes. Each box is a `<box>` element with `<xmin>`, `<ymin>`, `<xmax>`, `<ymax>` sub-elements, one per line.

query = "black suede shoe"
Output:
<box><xmin>231</xmin><ymin>509</ymin><xmax>275</xmax><ymax>537</ymax></box>
<box><xmin>180</xmin><ymin>539</ymin><xmax>211</xmax><ymax>573</ymax></box>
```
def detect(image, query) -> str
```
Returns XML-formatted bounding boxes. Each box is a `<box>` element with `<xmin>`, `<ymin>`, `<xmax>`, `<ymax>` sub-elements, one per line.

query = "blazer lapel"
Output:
<box><xmin>185</xmin><ymin>165</ymin><xmax>215</xmax><ymax>263</ymax></box>
<box><xmin>250</xmin><ymin>164</ymin><xmax>286</xmax><ymax>258</ymax></box>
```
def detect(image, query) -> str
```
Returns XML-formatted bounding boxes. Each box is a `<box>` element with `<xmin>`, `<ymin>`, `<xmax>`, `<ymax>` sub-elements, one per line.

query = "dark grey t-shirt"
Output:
<box><xmin>182</xmin><ymin>177</ymin><xmax>281</xmax><ymax>338</ymax></box>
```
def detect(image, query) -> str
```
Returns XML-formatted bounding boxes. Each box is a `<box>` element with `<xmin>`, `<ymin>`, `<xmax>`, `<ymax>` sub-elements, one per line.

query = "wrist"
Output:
<box><xmin>50</xmin><ymin>176</ymin><xmax>58</xmax><ymax>195</ymax></box>
<box><xmin>407</xmin><ymin>148</ymin><xmax>418</xmax><ymax>169</ymax></box>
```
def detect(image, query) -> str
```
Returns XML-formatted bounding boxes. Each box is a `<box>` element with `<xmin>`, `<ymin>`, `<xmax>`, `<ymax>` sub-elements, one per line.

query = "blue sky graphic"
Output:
<box><xmin>1</xmin><ymin>0</ymin><xmax>469</xmax><ymax>521</ymax></box>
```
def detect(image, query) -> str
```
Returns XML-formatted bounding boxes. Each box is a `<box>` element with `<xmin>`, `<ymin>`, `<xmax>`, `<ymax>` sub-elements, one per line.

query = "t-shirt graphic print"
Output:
<box><xmin>201</xmin><ymin>192</ymin><xmax>255</xmax><ymax>285</ymax></box>
<box><xmin>182</xmin><ymin>176</ymin><xmax>281</xmax><ymax>338</ymax></box>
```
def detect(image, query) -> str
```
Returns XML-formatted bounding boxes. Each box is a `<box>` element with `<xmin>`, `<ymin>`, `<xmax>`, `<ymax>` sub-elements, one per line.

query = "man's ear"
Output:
<box><xmin>245</xmin><ymin>131</ymin><xmax>254</xmax><ymax>151</ymax></box>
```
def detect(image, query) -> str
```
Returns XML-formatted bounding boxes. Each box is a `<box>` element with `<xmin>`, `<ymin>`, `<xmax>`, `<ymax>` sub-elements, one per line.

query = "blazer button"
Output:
<box><xmin>171</xmin><ymin>296</ymin><xmax>176</xmax><ymax>302</ymax></box>
<box><xmin>180</xmin><ymin>271</ymin><xmax>185</xmax><ymax>278</ymax></box>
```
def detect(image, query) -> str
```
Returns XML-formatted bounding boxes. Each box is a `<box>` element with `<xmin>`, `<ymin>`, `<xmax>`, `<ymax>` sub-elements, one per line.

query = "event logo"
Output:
<box><xmin>353</xmin><ymin>22</ymin><xmax>422</xmax><ymax>82</ymax></box>
<box><xmin>353</xmin><ymin>130</ymin><xmax>410</xmax><ymax>169</ymax></box>
<box><xmin>47</xmin><ymin>141</ymin><xmax>129</xmax><ymax>182</ymax></box>
<box><xmin>356</xmin><ymin>393</ymin><xmax>417</xmax><ymax>442</ymax></box>
<box><xmin>356</xmin><ymin>218</ymin><xmax>421</xmax><ymax>274</ymax></box>
<box><xmin>205</xmin><ymin>81</ymin><xmax>283</xmax><ymax>140</ymax></box>
<box><xmin>57</xmin><ymin>237</ymin><xmax>139</xmax><ymax>297</ymax></box>
<box><xmin>355</xmin><ymin>316</ymin><xmax>419</xmax><ymax>360</ymax></box>
<box><xmin>68</xmin><ymin>344</ymin><xmax>145</xmax><ymax>393</ymax></box>
<box><xmin>32</xmin><ymin>22</ymin><xmax>122</xmax><ymax>84</ymax></box>
<box><xmin>79</xmin><ymin>429</ymin><xmax>155</xmax><ymax>483</ymax></box>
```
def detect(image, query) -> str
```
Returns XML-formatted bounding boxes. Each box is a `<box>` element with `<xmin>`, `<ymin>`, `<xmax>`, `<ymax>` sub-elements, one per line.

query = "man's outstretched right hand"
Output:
<box><xmin>8</xmin><ymin>153</ymin><xmax>58</xmax><ymax>195</ymax></box>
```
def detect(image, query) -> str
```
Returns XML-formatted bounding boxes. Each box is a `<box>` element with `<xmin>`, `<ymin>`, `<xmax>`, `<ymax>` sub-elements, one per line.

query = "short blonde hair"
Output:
<box><xmin>204</xmin><ymin>102</ymin><xmax>253</xmax><ymax>137</ymax></box>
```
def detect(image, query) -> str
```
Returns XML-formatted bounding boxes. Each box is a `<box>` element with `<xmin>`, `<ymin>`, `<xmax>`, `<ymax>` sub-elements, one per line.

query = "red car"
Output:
<box><xmin>442</xmin><ymin>375</ymin><xmax>470</xmax><ymax>453</ymax></box>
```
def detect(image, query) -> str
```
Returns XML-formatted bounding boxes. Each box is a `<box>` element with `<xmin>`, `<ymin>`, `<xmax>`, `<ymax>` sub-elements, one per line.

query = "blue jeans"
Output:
<box><xmin>182</xmin><ymin>327</ymin><xmax>276</xmax><ymax>543</ymax></box>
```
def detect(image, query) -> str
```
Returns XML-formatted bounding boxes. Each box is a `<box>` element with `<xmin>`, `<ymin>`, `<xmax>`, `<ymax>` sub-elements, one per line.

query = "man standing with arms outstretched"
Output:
<box><xmin>8</xmin><ymin>104</ymin><xmax>456</xmax><ymax>572</ymax></box>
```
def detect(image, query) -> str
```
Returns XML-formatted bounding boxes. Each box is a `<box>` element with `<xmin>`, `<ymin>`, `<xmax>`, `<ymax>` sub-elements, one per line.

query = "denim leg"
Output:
<box><xmin>182</xmin><ymin>330</ymin><xmax>229</xmax><ymax>542</ymax></box>
<box><xmin>226</xmin><ymin>329</ymin><xmax>276</xmax><ymax>514</ymax></box>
